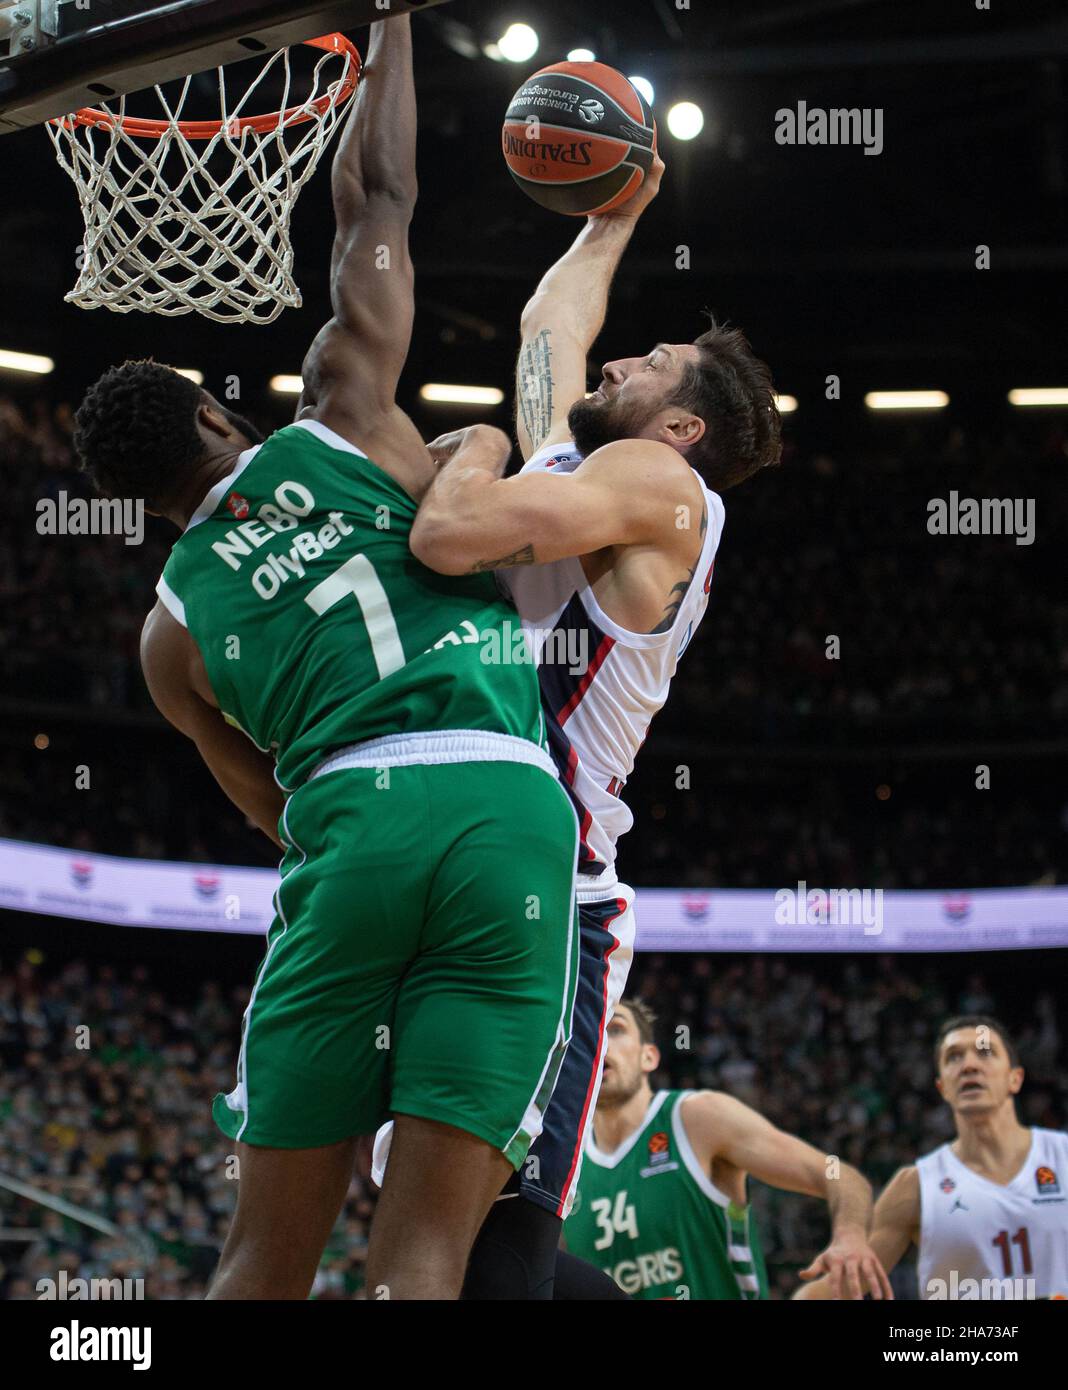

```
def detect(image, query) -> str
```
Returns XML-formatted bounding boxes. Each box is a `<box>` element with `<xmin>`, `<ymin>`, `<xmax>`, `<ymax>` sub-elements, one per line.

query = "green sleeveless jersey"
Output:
<box><xmin>567</xmin><ymin>1089</ymin><xmax>769</xmax><ymax>1301</ymax></box>
<box><xmin>158</xmin><ymin>419</ymin><xmax>546</xmax><ymax>790</ymax></box>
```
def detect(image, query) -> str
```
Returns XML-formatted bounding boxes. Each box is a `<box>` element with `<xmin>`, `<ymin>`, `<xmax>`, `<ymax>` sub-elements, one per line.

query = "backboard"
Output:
<box><xmin>0</xmin><ymin>0</ymin><xmax>454</xmax><ymax>134</ymax></box>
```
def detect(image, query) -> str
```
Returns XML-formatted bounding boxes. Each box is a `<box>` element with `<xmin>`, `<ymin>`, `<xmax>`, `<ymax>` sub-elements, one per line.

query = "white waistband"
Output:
<box><xmin>308</xmin><ymin>729</ymin><xmax>557</xmax><ymax>780</ymax></box>
<box><xmin>576</xmin><ymin>878</ymin><xmax>631</xmax><ymax>906</ymax></box>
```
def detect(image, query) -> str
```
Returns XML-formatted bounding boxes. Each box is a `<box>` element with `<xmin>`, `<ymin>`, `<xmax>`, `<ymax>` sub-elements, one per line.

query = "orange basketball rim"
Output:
<box><xmin>52</xmin><ymin>33</ymin><xmax>361</xmax><ymax>139</ymax></box>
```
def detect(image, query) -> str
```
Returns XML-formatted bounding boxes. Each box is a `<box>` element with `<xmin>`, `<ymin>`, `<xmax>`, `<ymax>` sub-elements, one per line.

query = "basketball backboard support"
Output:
<box><xmin>0</xmin><ymin>0</ymin><xmax>454</xmax><ymax>134</ymax></box>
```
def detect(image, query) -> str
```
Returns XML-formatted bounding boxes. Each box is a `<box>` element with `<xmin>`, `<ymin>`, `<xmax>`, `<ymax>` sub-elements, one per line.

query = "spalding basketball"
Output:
<box><xmin>502</xmin><ymin>61</ymin><xmax>656</xmax><ymax>216</ymax></box>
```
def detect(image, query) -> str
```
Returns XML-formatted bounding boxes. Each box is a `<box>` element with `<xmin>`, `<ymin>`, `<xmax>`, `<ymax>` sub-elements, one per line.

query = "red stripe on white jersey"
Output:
<box><xmin>556</xmin><ymin>898</ymin><xmax>630</xmax><ymax>1217</ymax></box>
<box><xmin>558</xmin><ymin>633</ymin><xmax>616</xmax><ymax>725</ymax></box>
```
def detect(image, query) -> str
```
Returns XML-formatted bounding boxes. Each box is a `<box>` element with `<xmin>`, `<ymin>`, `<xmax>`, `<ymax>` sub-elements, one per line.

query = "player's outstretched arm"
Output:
<box><xmin>141</xmin><ymin>604</ymin><xmax>286</xmax><ymax>849</ymax></box>
<box><xmin>409</xmin><ymin>427</ymin><xmax>697</xmax><ymax>573</ymax></box>
<box><xmin>681</xmin><ymin>1090</ymin><xmax>893</xmax><ymax>1301</ymax></box>
<box><xmin>793</xmin><ymin>1166</ymin><xmax>920</xmax><ymax>1301</ymax></box>
<box><xmin>298</xmin><ymin>16</ymin><xmax>418</xmax><ymax>444</ymax></box>
<box><xmin>515</xmin><ymin>154</ymin><xmax>665</xmax><ymax>461</ymax></box>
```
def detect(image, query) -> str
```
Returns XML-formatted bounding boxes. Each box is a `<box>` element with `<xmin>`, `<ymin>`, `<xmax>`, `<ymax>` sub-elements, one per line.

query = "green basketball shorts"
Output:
<box><xmin>213</xmin><ymin>741</ymin><xmax>579</xmax><ymax>1169</ymax></box>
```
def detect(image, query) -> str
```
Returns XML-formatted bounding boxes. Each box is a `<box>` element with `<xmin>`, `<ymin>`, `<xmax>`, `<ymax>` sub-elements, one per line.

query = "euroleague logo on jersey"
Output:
<box><xmin>940</xmin><ymin>1177</ymin><xmax>956</xmax><ymax>1194</ymax></box>
<box><xmin>639</xmin><ymin>1128</ymin><xmax>679</xmax><ymax>1178</ymax></box>
<box><xmin>1035</xmin><ymin>1165</ymin><xmax>1061</xmax><ymax>1197</ymax></box>
<box><xmin>226</xmin><ymin>493</ymin><xmax>251</xmax><ymax>520</ymax></box>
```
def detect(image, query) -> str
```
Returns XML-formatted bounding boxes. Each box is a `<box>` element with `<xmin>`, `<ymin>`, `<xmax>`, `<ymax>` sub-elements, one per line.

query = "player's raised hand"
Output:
<box><xmin>594</xmin><ymin>150</ymin><xmax>666</xmax><ymax>225</ymax></box>
<box><xmin>799</xmin><ymin>1230</ymin><xmax>894</xmax><ymax>1300</ymax></box>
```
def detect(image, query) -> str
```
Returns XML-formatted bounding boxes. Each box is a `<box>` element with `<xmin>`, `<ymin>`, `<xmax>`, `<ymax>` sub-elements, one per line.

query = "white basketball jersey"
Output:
<box><xmin>501</xmin><ymin>441</ymin><xmax>725</xmax><ymax>894</ymax></box>
<box><xmin>916</xmin><ymin>1128</ymin><xmax>1068</xmax><ymax>1299</ymax></box>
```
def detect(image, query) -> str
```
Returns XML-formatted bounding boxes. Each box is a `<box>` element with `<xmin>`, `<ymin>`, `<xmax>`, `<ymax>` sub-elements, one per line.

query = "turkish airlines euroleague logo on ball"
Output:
<box><xmin>579</xmin><ymin>98</ymin><xmax>605</xmax><ymax>124</ymax></box>
<box><xmin>502</xmin><ymin>61</ymin><xmax>655</xmax><ymax>218</ymax></box>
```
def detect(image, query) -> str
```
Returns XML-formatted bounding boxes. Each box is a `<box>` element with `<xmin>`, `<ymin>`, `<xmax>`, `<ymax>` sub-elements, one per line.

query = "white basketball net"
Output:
<box><xmin>46</xmin><ymin>40</ymin><xmax>359</xmax><ymax>324</ymax></box>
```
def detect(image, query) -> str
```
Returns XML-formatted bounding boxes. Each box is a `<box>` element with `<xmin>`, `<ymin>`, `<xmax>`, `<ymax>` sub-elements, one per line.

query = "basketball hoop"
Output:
<box><xmin>46</xmin><ymin>34</ymin><xmax>361</xmax><ymax>324</ymax></box>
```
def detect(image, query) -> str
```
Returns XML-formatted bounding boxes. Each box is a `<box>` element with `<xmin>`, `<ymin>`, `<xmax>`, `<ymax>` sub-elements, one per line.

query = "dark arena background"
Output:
<box><xmin>0</xmin><ymin>0</ymin><xmax>1066</xmax><ymax>1335</ymax></box>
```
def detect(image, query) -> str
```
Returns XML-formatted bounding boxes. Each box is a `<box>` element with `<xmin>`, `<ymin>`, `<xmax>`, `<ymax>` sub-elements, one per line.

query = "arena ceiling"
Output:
<box><xmin>0</xmin><ymin>0</ymin><xmax>1063</xmax><ymax>420</ymax></box>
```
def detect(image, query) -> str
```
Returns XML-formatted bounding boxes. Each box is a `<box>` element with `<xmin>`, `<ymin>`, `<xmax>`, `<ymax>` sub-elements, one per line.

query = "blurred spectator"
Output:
<box><xmin>2</xmin><ymin>394</ymin><xmax>1066</xmax><ymax>736</ymax></box>
<box><xmin>1</xmin><ymin>394</ymin><xmax>1066</xmax><ymax>885</ymax></box>
<box><xmin>1</xmin><ymin>953</ymin><xmax>1062</xmax><ymax>1299</ymax></box>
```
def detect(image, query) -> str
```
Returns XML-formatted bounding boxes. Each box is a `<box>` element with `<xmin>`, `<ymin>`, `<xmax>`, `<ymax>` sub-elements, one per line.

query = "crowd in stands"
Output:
<box><xmin>1</xmin><ymin>952</ymin><xmax>1062</xmax><ymax>1300</ymax></box>
<box><xmin>2</xmin><ymin>393</ymin><xmax>1066</xmax><ymax>886</ymax></box>
<box><xmin>3</xmin><ymin>732</ymin><xmax>1066</xmax><ymax>888</ymax></box>
<box><xmin>0</xmin><ymin>397</ymin><xmax>169</xmax><ymax>715</ymax></box>
<box><xmin>667</xmin><ymin>420</ymin><xmax>1068</xmax><ymax>745</ymax></box>
<box><xmin>1</xmin><ymin>395</ymin><xmax>1066</xmax><ymax>1299</ymax></box>
<box><xmin>3</xmin><ymin>393</ymin><xmax>1067</xmax><ymax>737</ymax></box>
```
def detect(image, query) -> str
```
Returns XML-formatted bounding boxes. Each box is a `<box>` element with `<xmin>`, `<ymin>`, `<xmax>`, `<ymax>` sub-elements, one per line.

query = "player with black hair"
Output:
<box><xmin>74</xmin><ymin>362</ymin><xmax>264</xmax><ymax>509</ymax></box>
<box><xmin>74</xmin><ymin>17</ymin><xmax>583</xmax><ymax>1302</ymax></box>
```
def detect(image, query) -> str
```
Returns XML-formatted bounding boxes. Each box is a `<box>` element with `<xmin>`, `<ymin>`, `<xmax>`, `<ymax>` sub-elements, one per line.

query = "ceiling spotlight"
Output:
<box><xmin>774</xmin><ymin>394</ymin><xmax>798</xmax><ymax>414</ymax></box>
<box><xmin>174</xmin><ymin>369</ymin><xmax>204</xmax><ymax>385</ymax></box>
<box><xmin>0</xmin><ymin>348</ymin><xmax>54</xmax><ymax>374</ymax></box>
<box><xmin>865</xmin><ymin>391</ymin><xmax>949</xmax><ymax>411</ymax></box>
<box><xmin>420</xmin><ymin>384</ymin><xmax>506</xmax><ymax>406</ymax></box>
<box><xmin>270</xmin><ymin>375</ymin><xmax>304</xmax><ymax>395</ymax></box>
<box><xmin>497</xmin><ymin>23</ymin><xmax>539</xmax><ymax>63</ymax></box>
<box><xmin>1008</xmin><ymin>388</ymin><xmax>1068</xmax><ymax>407</ymax></box>
<box><xmin>667</xmin><ymin>102</ymin><xmax>704</xmax><ymax>141</ymax></box>
<box><xmin>628</xmin><ymin>75</ymin><xmax>654</xmax><ymax>104</ymax></box>
<box><xmin>567</xmin><ymin>48</ymin><xmax>596</xmax><ymax>63</ymax></box>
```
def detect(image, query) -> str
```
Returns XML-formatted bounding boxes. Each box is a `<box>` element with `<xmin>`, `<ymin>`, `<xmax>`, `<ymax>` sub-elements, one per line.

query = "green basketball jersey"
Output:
<box><xmin>158</xmin><ymin>419</ymin><xmax>546</xmax><ymax>790</ymax></box>
<box><xmin>567</xmin><ymin>1089</ymin><xmax>769</xmax><ymax>1301</ymax></box>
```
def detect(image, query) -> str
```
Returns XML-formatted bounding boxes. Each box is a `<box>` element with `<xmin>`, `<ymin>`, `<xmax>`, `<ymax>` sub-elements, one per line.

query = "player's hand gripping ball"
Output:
<box><xmin>503</xmin><ymin>60</ymin><xmax>658</xmax><ymax>216</ymax></box>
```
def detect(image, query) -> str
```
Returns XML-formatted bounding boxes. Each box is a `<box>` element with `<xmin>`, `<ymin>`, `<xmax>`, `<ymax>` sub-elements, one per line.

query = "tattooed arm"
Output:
<box><xmin>411</xmin><ymin>433</ymin><xmax>697</xmax><ymax>577</ymax></box>
<box><xmin>649</xmin><ymin>502</ymin><xmax>707</xmax><ymax>633</ymax></box>
<box><xmin>515</xmin><ymin>155</ymin><xmax>665</xmax><ymax>461</ymax></box>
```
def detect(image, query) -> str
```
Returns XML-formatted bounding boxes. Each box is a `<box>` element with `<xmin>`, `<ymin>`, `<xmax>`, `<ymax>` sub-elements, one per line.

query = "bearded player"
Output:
<box><xmin>405</xmin><ymin>146</ymin><xmax>783</xmax><ymax>1297</ymax></box>
<box><xmin>71</xmin><ymin>17</ymin><xmax>579</xmax><ymax>1301</ymax></box>
<box><xmin>795</xmin><ymin>1016</ymin><xmax>1068</xmax><ymax>1300</ymax></box>
<box><xmin>562</xmin><ymin>1000</ymin><xmax>892</xmax><ymax>1300</ymax></box>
